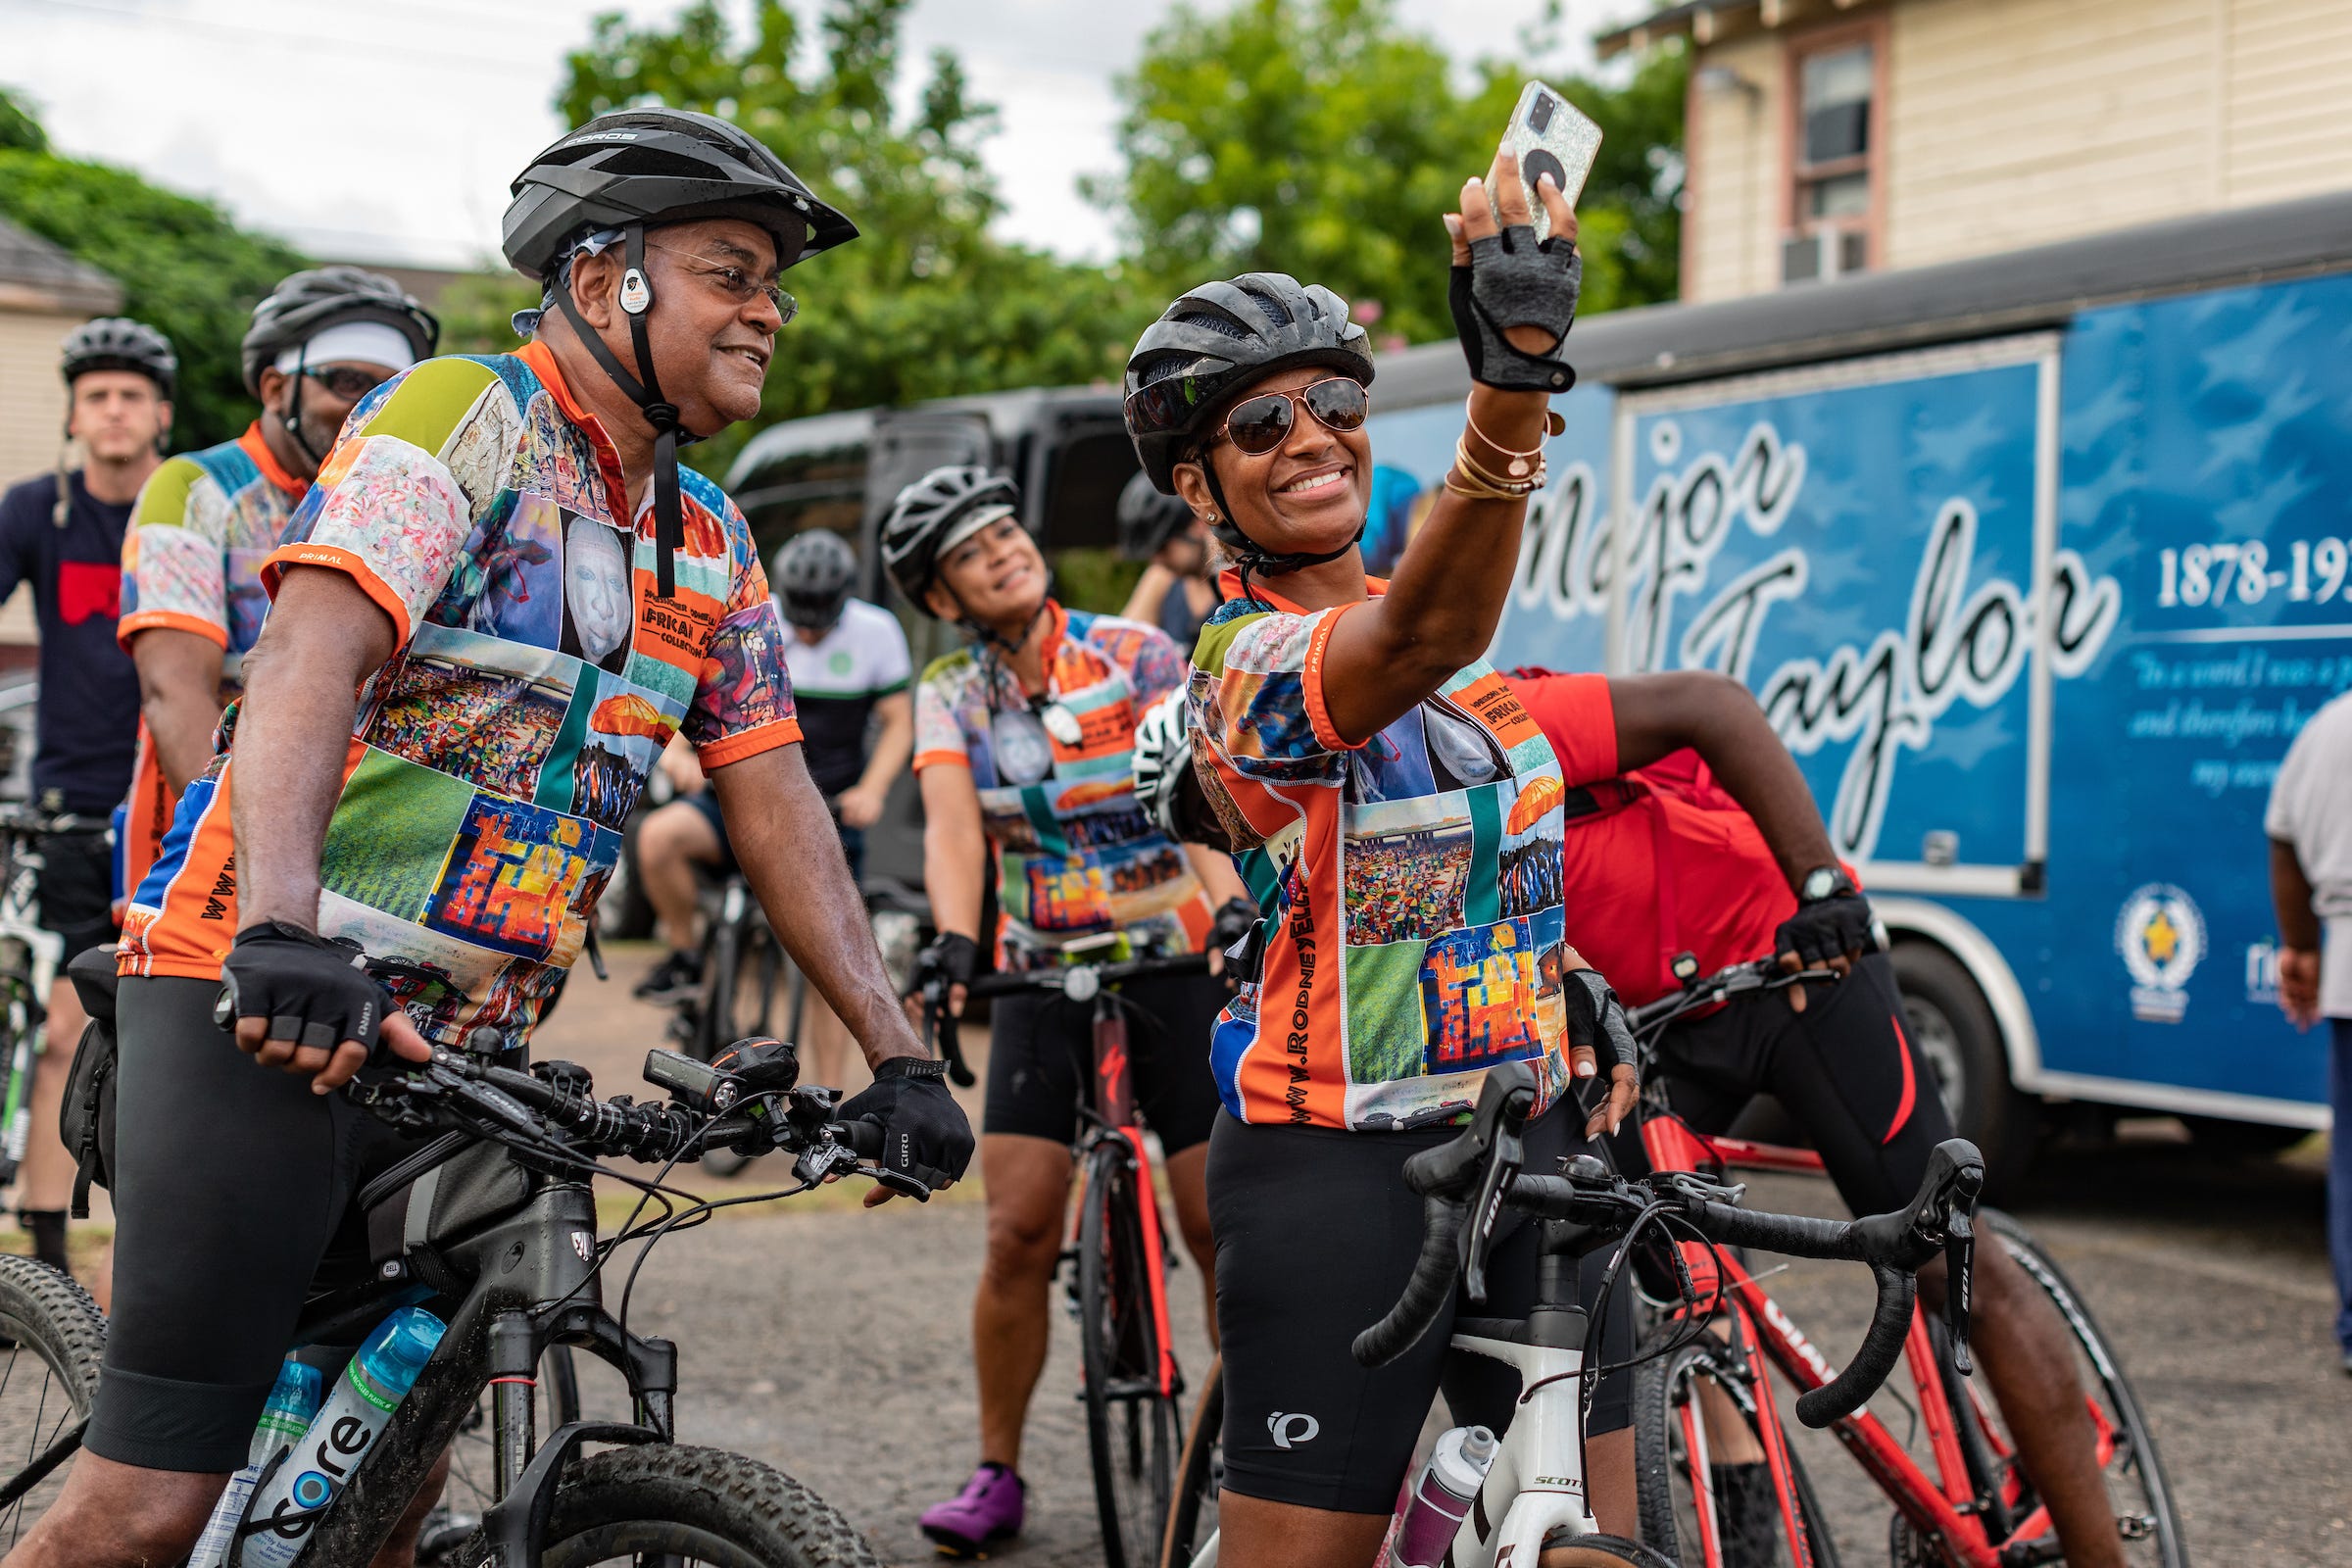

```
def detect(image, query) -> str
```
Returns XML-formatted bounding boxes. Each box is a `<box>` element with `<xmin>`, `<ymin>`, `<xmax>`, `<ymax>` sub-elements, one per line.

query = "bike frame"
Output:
<box><xmin>1641</xmin><ymin>1111</ymin><xmax>2096</xmax><ymax>1567</ymax></box>
<box><xmin>1069</xmin><ymin>975</ymin><xmax>1182</xmax><ymax>1400</ymax></box>
<box><xmin>1435</xmin><ymin>1332</ymin><xmax>1602</xmax><ymax>1564</ymax></box>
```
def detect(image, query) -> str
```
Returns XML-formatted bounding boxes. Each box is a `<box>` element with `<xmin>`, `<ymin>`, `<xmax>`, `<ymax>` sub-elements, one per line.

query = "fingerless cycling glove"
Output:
<box><xmin>1558</xmin><ymin>967</ymin><xmax>1636</xmax><ymax>1077</ymax></box>
<box><xmin>1775</xmin><ymin>892</ymin><xmax>1876</xmax><ymax>968</ymax></box>
<box><xmin>1449</xmin><ymin>225</ymin><xmax>1582</xmax><ymax>393</ymax></box>
<box><xmin>215</xmin><ymin>921</ymin><xmax>388</xmax><ymax>1054</ymax></box>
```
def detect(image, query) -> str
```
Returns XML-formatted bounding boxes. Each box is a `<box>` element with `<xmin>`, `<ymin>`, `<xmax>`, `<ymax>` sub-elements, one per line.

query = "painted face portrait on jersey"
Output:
<box><xmin>561</xmin><ymin>513</ymin><xmax>635</xmax><ymax>672</ymax></box>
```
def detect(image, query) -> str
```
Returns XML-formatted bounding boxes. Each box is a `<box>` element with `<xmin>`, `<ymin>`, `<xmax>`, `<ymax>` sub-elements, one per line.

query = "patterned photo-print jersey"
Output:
<box><xmin>913</xmin><ymin>602</ymin><xmax>1211</xmax><ymax>969</ymax></box>
<box><xmin>1190</xmin><ymin>576</ymin><xmax>1573</xmax><ymax>1132</ymax></box>
<box><xmin>116</xmin><ymin>421</ymin><xmax>311</xmax><ymax>894</ymax></box>
<box><xmin>119</xmin><ymin>341</ymin><xmax>801</xmax><ymax>1052</ymax></box>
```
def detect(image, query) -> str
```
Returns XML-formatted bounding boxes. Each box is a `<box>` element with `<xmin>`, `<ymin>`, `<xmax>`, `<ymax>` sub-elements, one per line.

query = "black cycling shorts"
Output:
<box><xmin>982</xmin><ymin>972</ymin><xmax>1224</xmax><ymax>1155</ymax></box>
<box><xmin>33</xmin><ymin>829</ymin><xmax>115</xmax><ymax>970</ymax></box>
<box><xmin>1208</xmin><ymin>1105</ymin><xmax>1634</xmax><ymax>1515</ymax></box>
<box><xmin>87</xmin><ymin>976</ymin><xmax>423</xmax><ymax>1473</ymax></box>
<box><xmin>1640</xmin><ymin>951</ymin><xmax>1956</xmax><ymax>1218</ymax></box>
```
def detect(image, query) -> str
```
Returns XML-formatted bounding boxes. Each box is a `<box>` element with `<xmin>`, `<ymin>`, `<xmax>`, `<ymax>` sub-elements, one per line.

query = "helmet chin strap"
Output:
<box><xmin>553</xmin><ymin>223</ymin><xmax>687</xmax><ymax>600</ymax></box>
<box><xmin>278</xmin><ymin>343</ymin><xmax>327</xmax><ymax>474</ymax></box>
<box><xmin>1199</xmin><ymin>462</ymin><xmax>1362</xmax><ymax>604</ymax></box>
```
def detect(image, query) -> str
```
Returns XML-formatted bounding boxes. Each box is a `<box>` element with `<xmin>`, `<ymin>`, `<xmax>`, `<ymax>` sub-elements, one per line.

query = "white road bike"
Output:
<box><xmin>1161</xmin><ymin>1061</ymin><xmax>1984</xmax><ymax>1568</ymax></box>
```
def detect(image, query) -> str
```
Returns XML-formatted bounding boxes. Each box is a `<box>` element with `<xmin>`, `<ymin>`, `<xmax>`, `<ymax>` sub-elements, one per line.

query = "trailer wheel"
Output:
<box><xmin>1890</xmin><ymin>942</ymin><xmax>2037</xmax><ymax>1200</ymax></box>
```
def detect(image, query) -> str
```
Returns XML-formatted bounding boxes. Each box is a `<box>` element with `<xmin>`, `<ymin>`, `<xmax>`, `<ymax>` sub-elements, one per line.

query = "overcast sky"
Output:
<box><xmin>1</xmin><ymin>0</ymin><xmax>1640</xmax><ymax>271</ymax></box>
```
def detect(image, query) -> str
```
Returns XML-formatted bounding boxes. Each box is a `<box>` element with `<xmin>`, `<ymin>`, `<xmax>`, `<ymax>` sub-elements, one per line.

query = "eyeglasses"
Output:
<box><xmin>304</xmin><ymin>364</ymin><xmax>393</xmax><ymax>401</ymax></box>
<box><xmin>1206</xmin><ymin>377</ymin><xmax>1370</xmax><ymax>458</ymax></box>
<box><xmin>648</xmin><ymin>242</ymin><xmax>799</xmax><ymax>324</ymax></box>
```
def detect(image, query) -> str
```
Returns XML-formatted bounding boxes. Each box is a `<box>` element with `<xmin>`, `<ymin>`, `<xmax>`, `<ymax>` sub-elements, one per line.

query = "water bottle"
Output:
<box><xmin>238</xmin><ymin>1307</ymin><xmax>446</xmax><ymax>1566</ymax></box>
<box><xmin>188</xmin><ymin>1358</ymin><xmax>321</xmax><ymax>1568</ymax></box>
<box><xmin>1386</xmin><ymin>1425</ymin><xmax>1497</xmax><ymax>1568</ymax></box>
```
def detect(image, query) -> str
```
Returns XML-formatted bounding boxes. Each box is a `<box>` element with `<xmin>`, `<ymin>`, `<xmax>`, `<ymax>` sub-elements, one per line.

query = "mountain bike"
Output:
<box><xmin>0</xmin><ymin>806</ymin><xmax>108</xmax><ymax>1189</ymax></box>
<box><xmin>1163</xmin><ymin>1059</ymin><xmax>1986</xmax><ymax>1568</ymax></box>
<box><xmin>1624</xmin><ymin>956</ymin><xmax>2186</xmax><ymax>1567</ymax></box>
<box><xmin>0</xmin><ymin>1006</ymin><xmax>905</xmax><ymax>1565</ymax></box>
<box><xmin>927</xmin><ymin>937</ymin><xmax>1209</xmax><ymax>1568</ymax></box>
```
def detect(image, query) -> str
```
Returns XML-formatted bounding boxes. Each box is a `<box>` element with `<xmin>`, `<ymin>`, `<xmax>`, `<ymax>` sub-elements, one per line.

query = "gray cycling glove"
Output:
<box><xmin>1558</xmin><ymin>967</ymin><xmax>1635</xmax><ymax>1078</ymax></box>
<box><xmin>1448</xmin><ymin>225</ymin><xmax>1581</xmax><ymax>393</ymax></box>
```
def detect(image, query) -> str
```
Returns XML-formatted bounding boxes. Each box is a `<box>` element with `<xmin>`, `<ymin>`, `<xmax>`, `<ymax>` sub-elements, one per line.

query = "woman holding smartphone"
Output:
<box><xmin>1121</xmin><ymin>148</ymin><xmax>1645</xmax><ymax>1567</ymax></box>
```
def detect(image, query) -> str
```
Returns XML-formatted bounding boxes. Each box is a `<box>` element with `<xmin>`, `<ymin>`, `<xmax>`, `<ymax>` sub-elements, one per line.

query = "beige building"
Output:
<box><xmin>1602</xmin><ymin>0</ymin><xmax>2352</xmax><ymax>304</ymax></box>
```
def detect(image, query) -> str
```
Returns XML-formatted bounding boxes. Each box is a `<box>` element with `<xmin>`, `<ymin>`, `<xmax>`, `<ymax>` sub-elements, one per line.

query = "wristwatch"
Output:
<box><xmin>1797</xmin><ymin>865</ymin><xmax>1856</xmax><ymax>905</ymax></box>
<box><xmin>873</xmin><ymin>1055</ymin><xmax>949</xmax><ymax>1085</ymax></box>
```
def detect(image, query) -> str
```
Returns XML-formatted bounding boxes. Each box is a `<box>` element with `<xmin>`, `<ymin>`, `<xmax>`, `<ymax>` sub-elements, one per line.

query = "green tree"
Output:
<box><xmin>1091</xmin><ymin>0</ymin><xmax>1685</xmax><ymax>344</ymax></box>
<box><xmin>0</xmin><ymin>92</ymin><xmax>308</xmax><ymax>450</ymax></box>
<box><xmin>0</xmin><ymin>87</ymin><xmax>45</xmax><ymax>154</ymax></box>
<box><xmin>553</xmin><ymin>0</ymin><xmax>1139</xmax><ymax>477</ymax></box>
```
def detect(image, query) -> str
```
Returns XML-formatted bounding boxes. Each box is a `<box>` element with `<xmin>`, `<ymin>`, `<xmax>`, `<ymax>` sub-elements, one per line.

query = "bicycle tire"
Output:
<box><xmin>1977</xmin><ymin>1208</ymin><xmax>2187</xmax><ymax>1568</ymax></box>
<box><xmin>0</xmin><ymin>975</ymin><xmax>44</xmax><ymax>1189</ymax></box>
<box><xmin>1158</xmin><ymin>1351</ymin><xmax>1221</xmax><ymax>1568</ymax></box>
<box><xmin>1634</xmin><ymin>1335</ymin><xmax>1840</xmax><ymax>1568</ymax></box>
<box><xmin>0</xmin><ymin>1253</ymin><xmax>107</xmax><ymax>1549</ymax></box>
<box><xmin>1079</xmin><ymin>1138</ymin><xmax>1181</xmax><ymax>1568</ymax></box>
<box><xmin>451</xmin><ymin>1444</ymin><xmax>886</xmax><ymax>1567</ymax></box>
<box><xmin>1542</xmin><ymin>1536</ymin><xmax>1679</xmax><ymax>1567</ymax></box>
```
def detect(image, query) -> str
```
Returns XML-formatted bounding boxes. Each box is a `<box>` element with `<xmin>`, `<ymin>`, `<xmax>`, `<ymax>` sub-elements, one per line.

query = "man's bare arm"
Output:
<box><xmin>1610</xmin><ymin>670</ymin><xmax>1838</xmax><ymax>888</ymax></box>
<box><xmin>230</xmin><ymin>568</ymin><xmax>396</xmax><ymax>930</ymax></box>
<box><xmin>130</xmin><ymin>627</ymin><xmax>229</xmax><ymax>798</ymax></box>
<box><xmin>713</xmin><ymin>742</ymin><xmax>924</xmax><ymax>1067</ymax></box>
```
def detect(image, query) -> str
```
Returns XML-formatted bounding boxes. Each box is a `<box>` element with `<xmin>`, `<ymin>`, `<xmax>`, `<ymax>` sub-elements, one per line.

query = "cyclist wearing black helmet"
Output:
<box><xmin>118</xmin><ymin>267</ymin><xmax>436</xmax><ymax>904</ymax></box>
<box><xmin>21</xmin><ymin>110</ymin><xmax>968</xmax><ymax>1568</ymax></box>
<box><xmin>1124</xmin><ymin>151</ymin><xmax>1645</xmax><ymax>1565</ymax></box>
<box><xmin>886</xmin><ymin>464</ymin><xmax>1251</xmax><ymax>1556</ymax></box>
<box><xmin>0</xmin><ymin>318</ymin><xmax>172</xmax><ymax>1278</ymax></box>
<box><xmin>1114</xmin><ymin>467</ymin><xmax>1219</xmax><ymax>651</ymax></box>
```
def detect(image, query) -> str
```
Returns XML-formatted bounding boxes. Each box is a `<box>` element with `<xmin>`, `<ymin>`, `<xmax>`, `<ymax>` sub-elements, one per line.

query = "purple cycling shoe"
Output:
<box><xmin>919</xmin><ymin>1462</ymin><xmax>1026</xmax><ymax>1557</ymax></box>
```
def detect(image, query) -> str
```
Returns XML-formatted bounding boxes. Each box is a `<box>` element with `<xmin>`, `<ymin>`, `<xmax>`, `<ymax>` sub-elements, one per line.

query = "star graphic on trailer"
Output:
<box><xmin>2141</xmin><ymin>910</ymin><xmax>2180</xmax><ymax>964</ymax></box>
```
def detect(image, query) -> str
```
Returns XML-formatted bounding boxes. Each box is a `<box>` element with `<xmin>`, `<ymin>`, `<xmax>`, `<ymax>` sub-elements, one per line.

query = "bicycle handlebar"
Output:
<box><xmin>0</xmin><ymin>804</ymin><xmax>111</xmax><ymax>839</ymax></box>
<box><xmin>1350</xmin><ymin>1062</ymin><xmax>1984</xmax><ymax>1429</ymax></box>
<box><xmin>917</xmin><ymin>951</ymin><xmax>1215</xmax><ymax>1087</ymax></box>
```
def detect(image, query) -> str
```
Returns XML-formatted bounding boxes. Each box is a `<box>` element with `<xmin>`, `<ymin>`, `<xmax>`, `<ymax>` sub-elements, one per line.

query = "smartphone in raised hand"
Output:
<box><xmin>1497</xmin><ymin>80</ymin><xmax>1601</xmax><ymax>244</ymax></box>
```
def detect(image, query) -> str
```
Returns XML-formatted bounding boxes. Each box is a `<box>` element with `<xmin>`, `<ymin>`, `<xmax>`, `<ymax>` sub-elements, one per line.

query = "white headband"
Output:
<box><xmin>273</xmin><ymin>320</ymin><xmax>418</xmax><ymax>376</ymax></box>
<box><xmin>939</xmin><ymin>503</ymin><xmax>1014</xmax><ymax>558</ymax></box>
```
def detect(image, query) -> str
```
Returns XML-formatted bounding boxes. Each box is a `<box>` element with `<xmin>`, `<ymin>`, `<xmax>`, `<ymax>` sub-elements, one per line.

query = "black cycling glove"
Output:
<box><xmin>214</xmin><ymin>921</ymin><xmax>388</xmax><ymax>1054</ymax></box>
<box><xmin>839</xmin><ymin>1056</ymin><xmax>975</xmax><ymax>1200</ymax></box>
<box><xmin>1775</xmin><ymin>892</ymin><xmax>1875</xmax><ymax>968</ymax></box>
<box><xmin>1558</xmin><ymin>968</ymin><xmax>1636</xmax><ymax>1079</ymax></box>
<box><xmin>1208</xmin><ymin>895</ymin><xmax>1261</xmax><ymax>983</ymax></box>
<box><xmin>913</xmin><ymin>932</ymin><xmax>981</xmax><ymax>1000</ymax></box>
<box><xmin>1449</xmin><ymin>225</ymin><xmax>1581</xmax><ymax>393</ymax></box>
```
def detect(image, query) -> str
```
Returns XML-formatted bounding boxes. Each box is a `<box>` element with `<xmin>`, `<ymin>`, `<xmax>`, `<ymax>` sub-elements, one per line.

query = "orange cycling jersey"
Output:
<box><xmin>1188</xmin><ymin>573</ymin><xmax>1575</xmax><ymax>1131</ymax></box>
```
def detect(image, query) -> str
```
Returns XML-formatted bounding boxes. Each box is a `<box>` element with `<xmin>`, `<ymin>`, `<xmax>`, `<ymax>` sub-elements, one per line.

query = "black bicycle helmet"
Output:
<box><xmin>241</xmin><ymin>267</ymin><xmax>440</xmax><ymax>396</ymax></box>
<box><xmin>1124</xmin><ymin>272</ymin><xmax>1374</xmax><ymax>579</ymax></box>
<box><xmin>502</xmin><ymin>107</ymin><xmax>856</xmax><ymax>283</ymax></box>
<box><xmin>772</xmin><ymin>528</ymin><xmax>858</xmax><ymax>630</ymax></box>
<box><xmin>1116</xmin><ymin>468</ymin><xmax>1198</xmax><ymax>561</ymax></box>
<box><xmin>503</xmin><ymin>108</ymin><xmax>858</xmax><ymax>603</ymax></box>
<box><xmin>881</xmin><ymin>466</ymin><xmax>1020</xmax><ymax>612</ymax></box>
<box><xmin>60</xmin><ymin>318</ymin><xmax>176</xmax><ymax>399</ymax></box>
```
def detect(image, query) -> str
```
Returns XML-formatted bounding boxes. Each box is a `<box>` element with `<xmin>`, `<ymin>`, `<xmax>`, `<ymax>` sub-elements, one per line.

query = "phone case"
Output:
<box><xmin>1499</xmin><ymin>79</ymin><xmax>1602</xmax><ymax>244</ymax></box>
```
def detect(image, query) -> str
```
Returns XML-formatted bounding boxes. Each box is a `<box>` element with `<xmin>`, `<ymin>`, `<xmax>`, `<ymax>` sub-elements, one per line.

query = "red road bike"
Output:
<box><xmin>1625</xmin><ymin>957</ymin><xmax>2186</xmax><ymax>1567</ymax></box>
<box><xmin>930</xmin><ymin>937</ymin><xmax>1206</xmax><ymax>1568</ymax></box>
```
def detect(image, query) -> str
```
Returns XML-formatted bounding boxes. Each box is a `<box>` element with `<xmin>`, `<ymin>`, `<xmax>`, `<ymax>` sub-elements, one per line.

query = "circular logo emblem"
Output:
<box><xmin>829</xmin><ymin>650</ymin><xmax>854</xmax><ymax>675</ymax></box>
<box><xmin>292</xmin><ymin>1471</ymin><xmax>334</xmax><ymax>1508</ymax></box>
<box><xmin>618</xmin><ymin>268</ymin><xmax>652</xmax><ymax>316</ymax></box>
<box><xmin>2116</xmin><ymin>883</ymin><xmax>2204</xmax><ymax>1023</ymax></box>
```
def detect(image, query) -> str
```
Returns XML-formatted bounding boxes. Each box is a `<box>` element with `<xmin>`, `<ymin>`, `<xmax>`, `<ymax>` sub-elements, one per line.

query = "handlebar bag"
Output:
<box><xmin>59</xmin><ymin>947</ymin><xmax>121</xmax><ymax>1219</ymax></box>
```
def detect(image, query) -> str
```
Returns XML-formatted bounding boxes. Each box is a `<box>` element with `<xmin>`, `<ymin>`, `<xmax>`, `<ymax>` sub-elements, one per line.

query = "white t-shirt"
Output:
<box><xmin>775</xmin><ymin>596</ymin><xmax>912</xmax><ymax>797</ymax></box>
<box><xmin>2265</xmin><ymin>688</ymin><xmax>2352</xmax><ymax>1017</ymax></box>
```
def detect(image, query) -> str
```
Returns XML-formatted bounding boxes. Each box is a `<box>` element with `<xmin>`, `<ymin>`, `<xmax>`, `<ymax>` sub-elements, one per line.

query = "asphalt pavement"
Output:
<box><xmin>538</xmin><ymin>945</ymin><xmax>2349</xmax><ymax>1567</ymax></box>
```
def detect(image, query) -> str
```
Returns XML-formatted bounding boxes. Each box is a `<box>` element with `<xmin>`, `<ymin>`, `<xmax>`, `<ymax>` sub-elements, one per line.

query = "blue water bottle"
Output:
<box><xmin>188</xmin><ymin>1357</ymin><xmax>321</xmax><ymax>1568</ymax></box>
<box><xmin>238</xmin><ymin>1307</ymin><xmax>446</xmax><ymax>1566</ymax></box>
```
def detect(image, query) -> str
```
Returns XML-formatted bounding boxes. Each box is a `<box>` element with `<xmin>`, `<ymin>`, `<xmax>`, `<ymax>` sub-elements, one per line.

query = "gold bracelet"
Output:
<box><xmin>1462</xmin><ymin>397</ymin><xmax>1567</xmax><ymax>478</ymax></box>
<box><xmin>1456</xmin><ymin>434</ymin><xmax>1545</xmax><ymax>493</ymax></box>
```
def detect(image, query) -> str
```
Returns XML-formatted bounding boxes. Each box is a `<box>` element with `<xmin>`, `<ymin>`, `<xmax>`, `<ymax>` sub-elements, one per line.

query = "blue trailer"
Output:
<box><xmin>1357</xmin><ymin>189</ymin><xmax>2351</xmax><ymax>1182</ymax></box>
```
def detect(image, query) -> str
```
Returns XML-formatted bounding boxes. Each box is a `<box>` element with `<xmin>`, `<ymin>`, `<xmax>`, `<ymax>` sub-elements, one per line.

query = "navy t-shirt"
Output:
<box><xmin>0</xmin><ymin>470</ymin><xmax>142</xmax><ymax>813</ymax></box>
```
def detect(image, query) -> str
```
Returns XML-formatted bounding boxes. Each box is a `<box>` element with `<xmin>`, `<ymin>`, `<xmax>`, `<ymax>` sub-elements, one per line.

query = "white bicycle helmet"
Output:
<box><xmin>1131</xmin><ymin>688</ymin><xmax>1194</xmax><ymax>844</ymax></box>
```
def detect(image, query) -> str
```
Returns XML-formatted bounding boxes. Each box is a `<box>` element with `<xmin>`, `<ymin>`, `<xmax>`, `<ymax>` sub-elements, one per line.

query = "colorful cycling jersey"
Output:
<box><xmin>116</xmin><ymin>422</ymin><xmax>310</xmax><ymax>892</ymax></box>
<box><xmin>912</xmin><ymin>601</ymin><xmax>1211</xmax><ymax>969</ymax></box>
<box><xmin>119</xmin><ymin>340</ymin><xmax>801</xmax><ymax>1052</ymax></box>
<box><xmin>782</xmin><ymin>595</ymin><xmax>910</xmax><ymax>797</ymax></box>
<box><xmin>1189</xmin><ymin>573</ymin><xmax>1574</xmax><ymax>1131</ymax></box>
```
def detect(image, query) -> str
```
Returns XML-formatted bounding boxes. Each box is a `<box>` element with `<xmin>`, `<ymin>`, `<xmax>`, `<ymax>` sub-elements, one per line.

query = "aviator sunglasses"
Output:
<box><xmin>1206</xmin><ymin>377</ymin><xmax>1371</xmax><ymax>457</ymax></box>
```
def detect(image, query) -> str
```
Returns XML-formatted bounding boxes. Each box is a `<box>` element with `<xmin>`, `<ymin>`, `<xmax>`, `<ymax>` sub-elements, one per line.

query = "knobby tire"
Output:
<box><xmin>1079</xmin><ymin>1138</ymin><xmax>1180</xmax><ymax>1568</ymax></box>
<box><xmin>0</xmin><ymin>1255</ymin><xmax>106</xmax><ymax>1549</ymax></box>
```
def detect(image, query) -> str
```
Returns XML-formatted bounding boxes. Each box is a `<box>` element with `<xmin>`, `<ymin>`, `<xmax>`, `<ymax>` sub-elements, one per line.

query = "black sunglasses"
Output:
<box><xmin>1207</xmin><ymin>377</ymin><xmax>1370</xmax><ymax>458</ymax></box>
<box><xmin>304</xmin><ymin>364</ymin><xmax>393</xmax><ymax>400</ymax></box>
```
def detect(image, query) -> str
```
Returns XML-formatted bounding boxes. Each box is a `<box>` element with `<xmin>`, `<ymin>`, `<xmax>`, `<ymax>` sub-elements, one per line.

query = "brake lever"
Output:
<box><xmin>1458</xmin><ymin>1119</ymin><xmax>1523</xmax><ymax>1304</ymax></box>
<box><xmin>1942</xmin><ymin>1207</ymin><xmax>1976</xmax><ymax>1377</ymax></box>
<box><xmin>921</xmin><ymin>978</ymin><xmax>978</xmax><ymax>1090</ymax></box>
